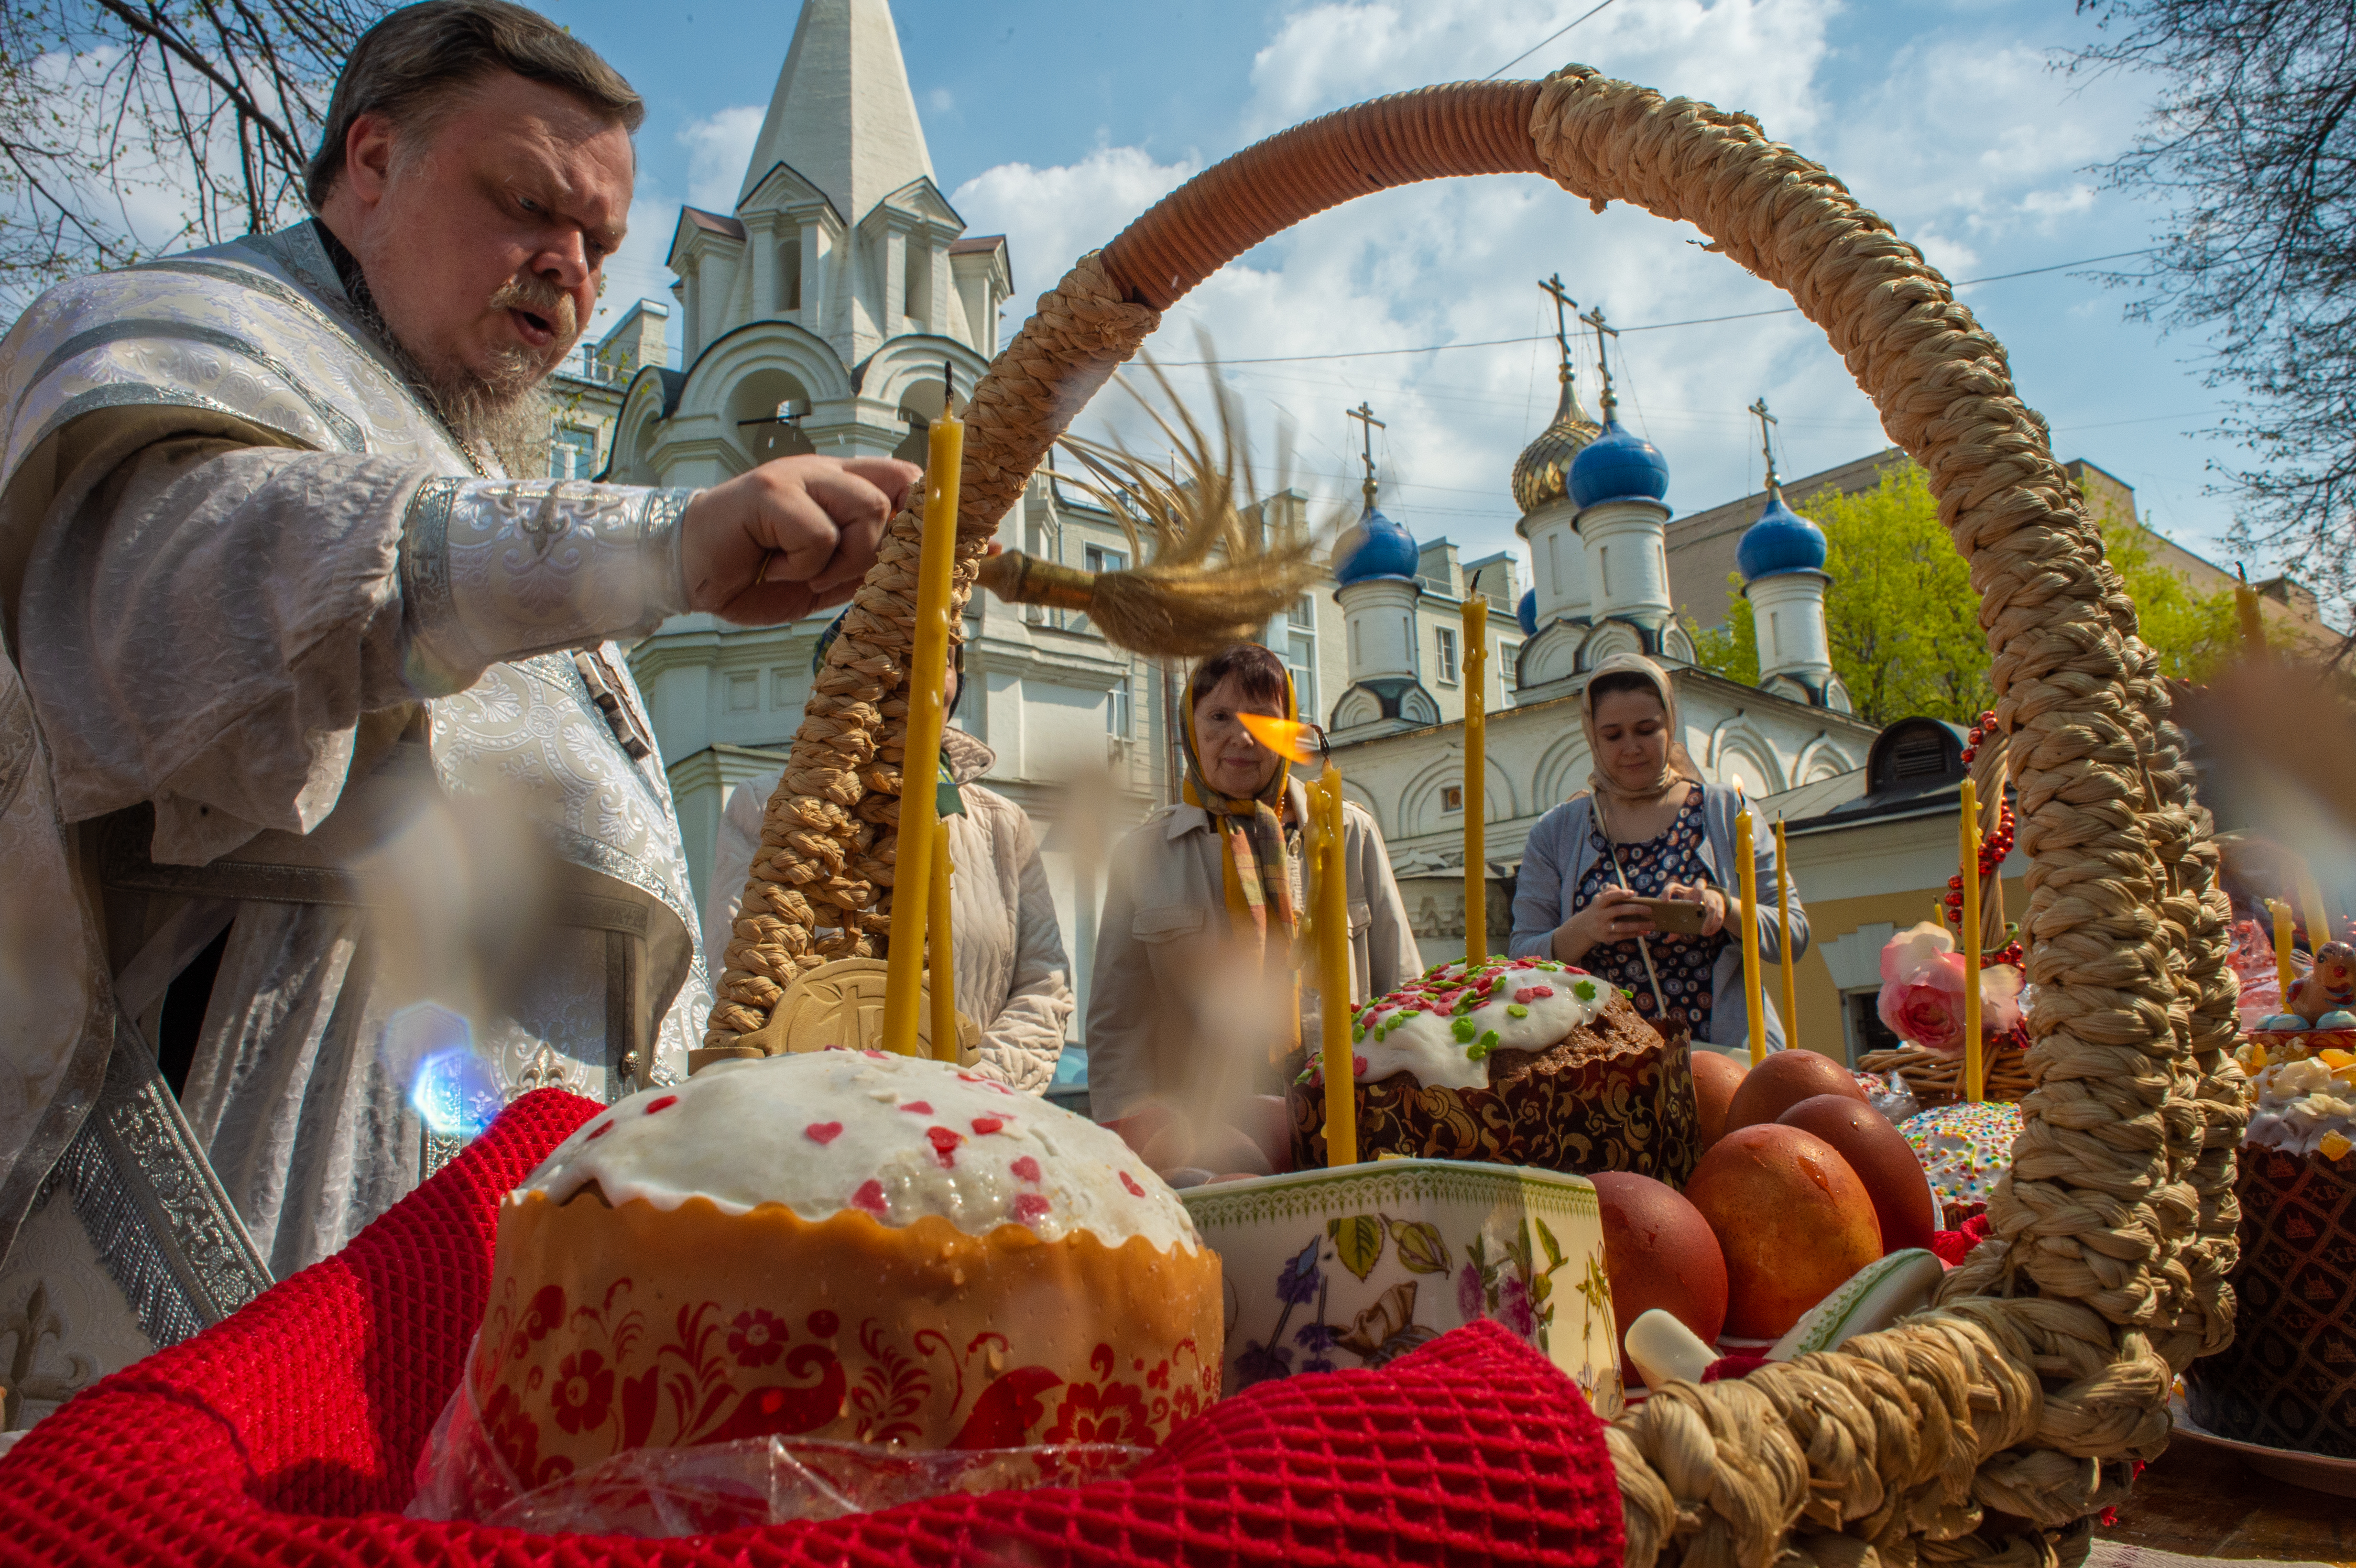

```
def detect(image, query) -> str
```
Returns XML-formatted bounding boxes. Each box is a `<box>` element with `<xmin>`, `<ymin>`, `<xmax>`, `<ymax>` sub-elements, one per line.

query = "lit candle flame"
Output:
<box><xmin>1237</xmin><ymin>711</ymin><xmax>1320</xmax><ymax>765</ymax></box>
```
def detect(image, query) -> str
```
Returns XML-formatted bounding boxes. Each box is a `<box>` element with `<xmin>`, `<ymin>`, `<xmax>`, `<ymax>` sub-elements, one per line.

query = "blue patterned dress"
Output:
<box><xmin>1573</xmin><ymin>789</ymin><xmax>1729</xmax><ymax>1041</ymax></box>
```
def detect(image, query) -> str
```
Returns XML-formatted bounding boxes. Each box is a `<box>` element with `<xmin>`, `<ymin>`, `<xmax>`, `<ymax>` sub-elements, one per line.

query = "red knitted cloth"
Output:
<box><xmin>0</xmin><ymin>1089</ymin><xmax>1624</xmax><ymax>1568</ymax></box>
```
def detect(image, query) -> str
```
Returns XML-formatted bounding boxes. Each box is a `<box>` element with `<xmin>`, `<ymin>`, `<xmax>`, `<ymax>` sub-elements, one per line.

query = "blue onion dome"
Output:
<box><xmin>1517</xmin><ymin>587</ymin><xmax>1539</xmax><ymax>636</ymax></box>
<box><xmin>1331</xmin><ymin>504</ymin><xmax>1420</xmax><ymax>584</ymax></box>
<box><xmin>1736</xmin><ymin>484</ymin><xmax>1829</xmax><ymax>581</ymax></box>
<box><xmin>1510</xmin><ymin>374</ymin><xmax>1602</xmax><ymax>513</ymax></box>
<box><xmin>1567</xmin><ymin>418</ymin><xmax>1670</xmax><ymax>509</ymax></box>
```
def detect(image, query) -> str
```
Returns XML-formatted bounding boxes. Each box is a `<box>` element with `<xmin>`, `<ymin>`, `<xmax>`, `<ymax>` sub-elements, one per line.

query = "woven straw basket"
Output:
<box><xmin>704</xmin><ymin>65</ymin><xmax>2245</xmax><ymax>1568</ymax></box>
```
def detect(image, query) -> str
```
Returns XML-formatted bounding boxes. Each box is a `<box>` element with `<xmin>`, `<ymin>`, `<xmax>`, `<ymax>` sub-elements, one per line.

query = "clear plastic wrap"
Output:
<box><xmin>407</xmin><ymin>1343</ymin><xmax>1148</xmax><ymax>1536</ymax></box>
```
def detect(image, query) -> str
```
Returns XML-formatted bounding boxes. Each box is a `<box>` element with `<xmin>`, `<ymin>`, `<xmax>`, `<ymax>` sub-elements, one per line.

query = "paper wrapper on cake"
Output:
<box><xmin>2183</xmin><ymin>1143</ymin><xmax>2356</xmax><ymax>1456</ymax></box>
<box><xmin>464</xmin><ymin>1054</ymin><xmax>1222</xmax><ymax>1488</ymax></box>
<box><xmin>1288</xmin><ymin>959</ymin><xmax>1701</xmax><ymax>1186</ymax></box>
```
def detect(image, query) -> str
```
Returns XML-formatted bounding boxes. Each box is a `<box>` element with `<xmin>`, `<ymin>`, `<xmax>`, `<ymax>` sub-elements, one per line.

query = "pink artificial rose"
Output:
<box><xmin>1876</xmin><ymin>922</ymin><xmax>2025</xmax><ymax>1051</ymax></box>
<box><xmin>1880</xmin><ymin>966</ymin><xmax>1968</xmax><ymax>1052</ymax></box>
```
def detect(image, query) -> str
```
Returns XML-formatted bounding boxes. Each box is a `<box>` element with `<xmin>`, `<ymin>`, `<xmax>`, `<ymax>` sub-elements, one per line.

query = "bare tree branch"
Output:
<box><xmin>0</xmin><ymin>0</ymin><xmax>386</xmax><ymax>313</ymax></box>
<box><xmin>2074</xmin><ymin>1</ymin><xmax>2356</xmax><ymax>615</ymax></box>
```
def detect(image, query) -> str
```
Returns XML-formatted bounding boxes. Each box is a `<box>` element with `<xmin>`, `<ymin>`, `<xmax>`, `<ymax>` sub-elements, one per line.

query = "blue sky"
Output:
<box><xmin>544</xmin><ymin>0</ymin><xmax>2253</xmax><ymax>595</ymax></box>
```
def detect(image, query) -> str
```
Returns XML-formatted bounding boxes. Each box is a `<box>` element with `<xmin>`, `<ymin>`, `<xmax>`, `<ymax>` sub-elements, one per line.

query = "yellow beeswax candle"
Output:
<box><xmin>929</xmin><ymin>829</ymin><xmax>957</xmax><ymax>1062</ymax></box>
<box><xmin>2299</xmin><ymin>870</ymin><xmax>2333</xmax><ymax>950</ymax></box>
<box><xmin>1316</xmin><ymin>766</ymin><xmax>1356</xmax><ymax>1166</ymax></box>
<box><xmin>1773</xmin><ymin>817</ymin><xmax>1796</xmax><ymax>1049</ymax></box>
<box><xmin>881</xmin><ymin>395</ymin><xmax>962</xmax><ymax>1059</ymax></box>
<box><xmin>2235</xmin><ymin>581</ymin><xmax>2267</xmax><ymax>660</ymax></box>
<box><xmin>1962</xmin><ymin>778</ymin><xmax>1984</xmax><ymax>1102</ymax></box>
<box><xmin>1462</xmin><ymin>594</ymin><xmax>1488</xmax><ymax>966</ymax></box>
<box><xmin>2271</xmin><ymin>899</ymin><xmax>2298</xmax><ymax>1000</ymax></box>
<box><xmin>1736</xmin><ymin>807</ymin><xmax>1765</xmax><ymax>1065</ymax></box>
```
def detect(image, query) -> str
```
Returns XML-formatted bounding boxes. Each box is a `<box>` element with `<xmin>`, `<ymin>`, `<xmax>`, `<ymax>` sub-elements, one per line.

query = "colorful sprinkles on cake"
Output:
<box><xmin>1897</xmin><ymin>1102</ymin><xmax>2023</xmax><ymax>1213</ymax></box>
<box><xmin>1301</xmin><ymin>956</ymin><xmax>1607</xmax><ymax>1092</ymax></box>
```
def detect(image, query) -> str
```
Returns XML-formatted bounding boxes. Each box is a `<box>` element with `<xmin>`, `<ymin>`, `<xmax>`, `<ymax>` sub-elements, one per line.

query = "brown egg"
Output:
<box><xmin>1724</xmin><ymin>1047</ymin><xmax>1866</xmax><ymax>1133</ymax></box>
<box><xmin>1689</xmin><ymin>1050</ymin><xmax>1748</xmax><ymax>1149</ymax></box>
<box><xmin>1684</xmin><ymin>1123</ymin><xmax>1884</xmax><ymax>1339</ymax></box>
<box><xmin>1777</xmin><ymin>1094</ymin><xmax>1938</xmax><ymax>1254</ymax></box>
<box><xmin>1590</xmin><ymin>1171</ymin><xmax>1729</xmax><ymax>1382</ymax></box>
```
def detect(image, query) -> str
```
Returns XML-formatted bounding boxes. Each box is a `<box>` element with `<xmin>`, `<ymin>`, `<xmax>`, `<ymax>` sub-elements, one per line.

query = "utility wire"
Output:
<box><xmin>1156</xmin><ymin>248</ymin><xmax>2160</xmax><ymax>367</ymax></box>
<box><xmin>1487</xmin><ymin>0</ymin><xmax>1620</xmax><ymax>80</ymax></box>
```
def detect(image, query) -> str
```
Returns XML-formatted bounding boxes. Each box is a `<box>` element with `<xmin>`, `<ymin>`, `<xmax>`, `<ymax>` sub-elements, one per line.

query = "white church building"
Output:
<box><xmin>1319</xmin><ymin>361</ymin><xmax>1875</xmax><ymax>968</ymax></box>
<box><xmin>611</xmin><ymin>0</ymin><xmax>1877</xmax><ymax>1069</ymax></box>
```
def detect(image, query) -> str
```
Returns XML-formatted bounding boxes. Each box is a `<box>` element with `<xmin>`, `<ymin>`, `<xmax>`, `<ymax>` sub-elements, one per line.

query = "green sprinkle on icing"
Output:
<box><xmin>1452</xmin><ymin>1017</ymin><xmax>1476</xmax><ymax>1044</ymax></box>
<box><xmin>1507</xmin><ymin>1003</ymin><xmax>1529</xmax><ymax>1018</ymax></box>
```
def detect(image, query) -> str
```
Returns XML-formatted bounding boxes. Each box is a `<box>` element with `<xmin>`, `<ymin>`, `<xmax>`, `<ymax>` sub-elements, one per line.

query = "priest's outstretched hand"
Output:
<box><xmin>681</xmin><ymin>455</ymin><xmax>921</xmax><ymax>625</ymax></box>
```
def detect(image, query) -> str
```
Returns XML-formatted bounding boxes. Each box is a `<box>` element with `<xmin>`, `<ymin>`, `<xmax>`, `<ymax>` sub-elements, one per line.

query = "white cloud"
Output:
<box><xmin>954</xmin><ymin>145</ymin><xmax>1200</xmax><ymax>302</ymax></box>
<box><xmin>2020</xmin><ymin>184</ymin><xmax>2097</xmax><ymax>220</ymax></box>
<box><xmin>927</xmin><ymin>87</ymin><xmax>956</xmax><ymax>115</ymax></box>
<box><xmin>679</xmin><ymin>103</ymin><xmax>764</xmax><ymax>213</ymax></box>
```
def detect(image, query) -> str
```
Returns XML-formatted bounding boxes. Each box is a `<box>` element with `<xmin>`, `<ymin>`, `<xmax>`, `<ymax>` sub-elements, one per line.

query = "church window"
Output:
<box><xmin>904</xmin><ymin>240</ymin><xmax>930</xmax><ymax>329</ymax></box>
<box><xmin>1350</xmin><ymin>620</ymin><xmax>1361</xmax><ymax>667</ymax></box>
<box><xmin>1600</xmin><ymin>544</ymin><xmax>1612</xmax><ymax>596</ymax></box>
<box><xmin>780</xmin><ymin>238</ymin><xmax>803</xmax><ymax>312</ymax></box>
<box><xmin>549</xmin><ymin>424</ymin><xmax>596</xmax><ymax>479</ymax></box>
<box><xmin>1546</xmin><ymin>533</ymin><xmax>1562</xmax><ymax>597</ymax></box>
<box><xmin>1442</xmin><ymin>786</ymin><xmax>1463</xmax><ymax>813</ymax></box>
<box><xmin>1286</xmin><ymin>628</ymin><xmax>1317</xmax><ymax>721</ymax></box>
<box><xmin>1435</xmin><ymin>625</ymin><xmax>1459</xmax><ymax>685</ymax></box>
<box><xmin>1769</xmin><ymin>609</ymin><xmax>1782</xmax><ymax>661</ymax></box>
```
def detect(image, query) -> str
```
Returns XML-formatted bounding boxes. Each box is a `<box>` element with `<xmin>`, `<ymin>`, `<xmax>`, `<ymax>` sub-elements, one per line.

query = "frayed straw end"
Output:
<box><xmin>977</xmin><ymin>548</ymin><xmax>1316</xmax><ymax>658</ymax></box>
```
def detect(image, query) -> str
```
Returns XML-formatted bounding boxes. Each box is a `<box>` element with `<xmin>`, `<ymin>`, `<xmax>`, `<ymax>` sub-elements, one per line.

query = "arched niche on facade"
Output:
<box><xmin>1532</xmin><ymin>729</ymin><xmax>1591</xmax><ymax>813</ymax></box>
<box><xmin>1397</xmin><ymin>752</ymin><xmax>1519</xmax><ymax>841</ymax></box>
<box><xmin>681</xmin><ymin>320</ymin><xmax>853</xmax><ymax>407</ymax></box>
<box><xmin>859</xmin><ymin>333</ymin><xmax>993</xmax><ymax>461</ymax></box>
<box><xmin>724</xmin><ymin>367</ymin><xmax>818</xmax><ymax>466</ymax></box>
<box><xmin>1793</xmin><ymin>733</ymin><xmax>1855</xmax><ymax>785</ymax></box>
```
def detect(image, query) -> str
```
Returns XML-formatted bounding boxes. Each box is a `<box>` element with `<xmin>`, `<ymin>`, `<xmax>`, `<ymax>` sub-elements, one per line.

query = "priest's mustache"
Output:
<box><xmin>487</xmin><ymin>272</ymin><xmax>578</xmax><ymax>348</ymax></box>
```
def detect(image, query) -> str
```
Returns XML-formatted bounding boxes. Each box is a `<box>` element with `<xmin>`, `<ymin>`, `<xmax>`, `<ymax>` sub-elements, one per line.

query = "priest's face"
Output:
<box><xmin>327</xmin><ymin>70</ymin><xmax>632</xmax><ymax>418</ymax></box>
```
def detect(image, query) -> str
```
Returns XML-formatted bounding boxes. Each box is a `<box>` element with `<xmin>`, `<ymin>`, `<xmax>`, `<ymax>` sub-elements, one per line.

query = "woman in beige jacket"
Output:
<box><xmin>705</xmin><ymin>633</ymin><xmax>1074</xmax><ymax>1091</ymax></box>
<box><xmin>1086</xmin><ymin>642</ymin><xmax>1419</xmax><ymax>1135</ymax></box>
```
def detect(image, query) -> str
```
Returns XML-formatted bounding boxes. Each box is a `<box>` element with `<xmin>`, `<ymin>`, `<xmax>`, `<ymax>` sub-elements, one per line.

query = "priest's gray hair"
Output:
<box><xmin>305</xmin><ymin>0</ymin><xmax>644</xmax><ymax>208</ymax></box>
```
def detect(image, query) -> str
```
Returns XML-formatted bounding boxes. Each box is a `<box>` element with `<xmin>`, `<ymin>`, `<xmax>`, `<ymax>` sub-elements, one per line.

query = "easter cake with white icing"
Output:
<box><xmin>467</xmin><ymin>1051</ymin><xmax>1222</xmax><ymax>1485</ymax></box>
<box><xmin>1288</xmin><ymin>957</ymin><xmax>1702</xmax><ymax>1183</ymax></box>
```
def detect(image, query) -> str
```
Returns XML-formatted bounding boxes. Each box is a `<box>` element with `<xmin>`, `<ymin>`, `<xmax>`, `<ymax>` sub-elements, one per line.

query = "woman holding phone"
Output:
<box><xmin>1507</xmin><ymin>652</ymin><xmax>1806</xmax><ymax>1052</ymax></box>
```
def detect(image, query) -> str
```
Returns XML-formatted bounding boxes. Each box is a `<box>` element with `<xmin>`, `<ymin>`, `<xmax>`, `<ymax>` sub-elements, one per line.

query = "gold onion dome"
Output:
<box><xmin>1511</xmin><ymin>370</ymin><xmax>1603</xmax><ymax>514</ymax></box>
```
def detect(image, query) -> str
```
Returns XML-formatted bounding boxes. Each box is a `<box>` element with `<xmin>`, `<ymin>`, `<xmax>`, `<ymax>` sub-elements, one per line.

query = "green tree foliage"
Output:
<box><xmin>1688</xmin><ymin>461</ymin><xmax>2256</xmax><ymax>722</ymax></box>
<box><xmin>1689</xmin><ymin>465</ymin><xmax>1992</xmax><ymax>727</ymax></box>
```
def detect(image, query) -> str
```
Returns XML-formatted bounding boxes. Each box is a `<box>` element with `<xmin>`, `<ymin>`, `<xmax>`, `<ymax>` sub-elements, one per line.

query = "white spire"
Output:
<box><xmin>738</xmin><ymin>0</ymin><xmax>938</xmax><ymax>222</ymax></box>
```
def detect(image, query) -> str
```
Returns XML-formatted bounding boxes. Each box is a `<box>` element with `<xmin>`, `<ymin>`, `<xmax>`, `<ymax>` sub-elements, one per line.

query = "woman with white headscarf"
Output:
<box><xmin>1507</xmin><ymin>652</ymin><xmax>1806</xmax><ymax>1052</ymax></box>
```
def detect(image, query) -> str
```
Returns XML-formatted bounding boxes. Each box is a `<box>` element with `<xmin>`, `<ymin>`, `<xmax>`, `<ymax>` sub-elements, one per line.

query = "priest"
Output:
<box><xmin>0</xmin><ymin>0</ymin><xmax>917</xmax><ymax>1285</ymax></box>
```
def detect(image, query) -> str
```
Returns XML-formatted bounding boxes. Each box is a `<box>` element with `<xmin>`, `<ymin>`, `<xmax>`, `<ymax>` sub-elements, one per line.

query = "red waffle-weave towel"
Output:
<box><xmin>0</xmin><ymin>1089</ymin><xmax>1623</xmax><ymax>1568</ymax></box>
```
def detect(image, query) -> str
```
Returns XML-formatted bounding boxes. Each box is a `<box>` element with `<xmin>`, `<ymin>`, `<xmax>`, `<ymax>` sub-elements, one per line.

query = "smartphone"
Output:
<box><xmin>1628</xmin><ymin>895</ymin><xmax>1708</xmax><ymax>936</ymax></box>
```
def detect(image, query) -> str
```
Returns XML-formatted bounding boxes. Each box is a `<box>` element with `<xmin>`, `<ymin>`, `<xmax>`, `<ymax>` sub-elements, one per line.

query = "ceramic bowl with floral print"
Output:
<box><xmin>1179</xmin><ymin>1157</ymin><xmax>1622</xmax><ymax>1416</ymax></box>
<box><xmin>464</xmin><ymin>1053</ymin><xmax>1222</xmax><ymax>1487</ymax></box>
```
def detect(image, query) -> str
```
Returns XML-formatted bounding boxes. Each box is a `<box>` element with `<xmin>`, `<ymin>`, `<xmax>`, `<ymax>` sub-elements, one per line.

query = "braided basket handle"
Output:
<box><xmin>709</xmin><ymin>69</ymin><xmax>2243</xmax><ymax>1564</ymax></box>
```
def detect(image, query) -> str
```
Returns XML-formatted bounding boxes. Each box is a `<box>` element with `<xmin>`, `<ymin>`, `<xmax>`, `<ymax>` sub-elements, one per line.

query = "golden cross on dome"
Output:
<box><xmin>1577</xmin><ymin>302</ymin><xmax>1619</xmax><ymax>422</ymax></box>
<box><xmin>1748</xmin><ymin>395</ymin><xmax>1780</xmax><ymax>490</ymax></box>
<box><xmin>1538</xmin><ymin>273</ymin><xmax>1577</xmax><ymax>382</ymax></box>
<box><xmin>1346</xmin><ymin>400</ymin><xmax>1385</xmax><ymax>509</ymax></box>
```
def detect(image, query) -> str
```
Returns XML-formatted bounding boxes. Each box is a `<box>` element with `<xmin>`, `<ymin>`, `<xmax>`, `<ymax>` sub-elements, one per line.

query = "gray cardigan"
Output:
<box><xmin>1506</xmin><ymin>785</ymin><xmax>1807</xmax><ymax>1053</ymax></box>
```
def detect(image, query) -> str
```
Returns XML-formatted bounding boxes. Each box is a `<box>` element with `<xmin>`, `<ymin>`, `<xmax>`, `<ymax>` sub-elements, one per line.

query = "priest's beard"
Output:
<box><xmin>346</xmin><ymin>268</ymin><xmax>573</xmax><ymax>478</ymax></box>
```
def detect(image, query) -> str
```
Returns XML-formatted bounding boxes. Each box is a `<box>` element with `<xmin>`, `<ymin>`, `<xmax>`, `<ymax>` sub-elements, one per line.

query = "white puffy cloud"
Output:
<box><xmin>954</xmin><ymin>145</ymin><xmax>1200</xmax><ymax>302</ymax></box>
<box><xmin>680</xmin><ymin>103</ymin><xmax>766</xmax><ymax>214</ymax></box>
<box><xmin>945</xmin><ymin>0</ymin><xmax>2187</xmax><ymax>579</ymax></box>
